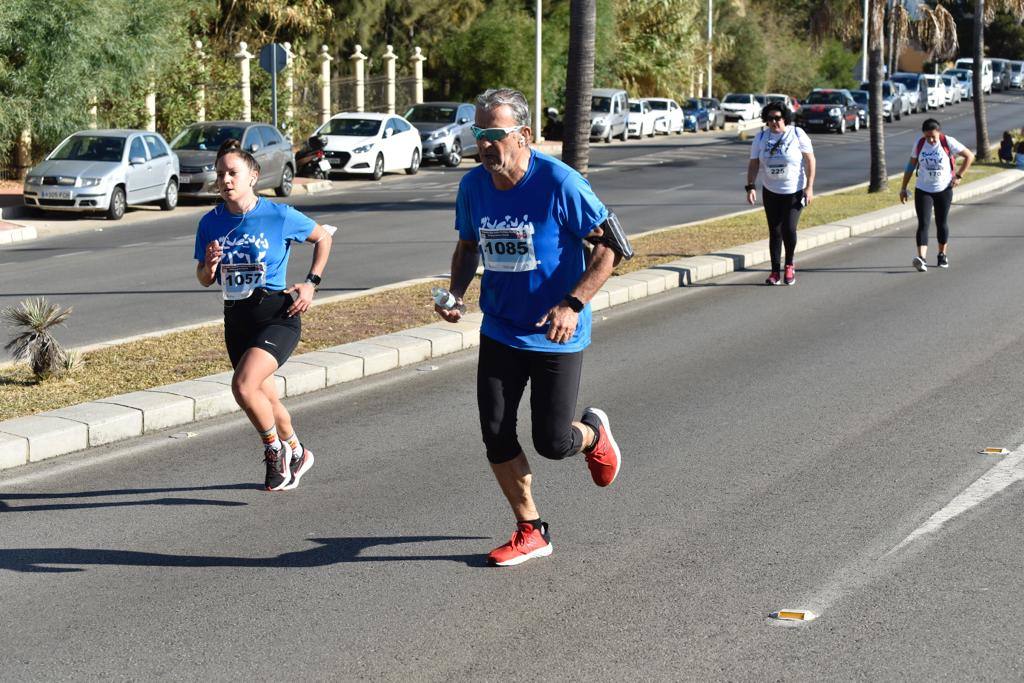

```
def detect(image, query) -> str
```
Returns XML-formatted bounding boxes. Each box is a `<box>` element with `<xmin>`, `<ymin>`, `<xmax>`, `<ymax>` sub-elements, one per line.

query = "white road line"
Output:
<box><xmin>656</xmin><ymin>183</ymin><xmax>694</xmax><ymax>193</ymax></box>
<box><xmin>119</xmin><ymin>242</ymin><xmax>151</xmax><ymax>248</ymax></box>
<box><xmin>53</xmin><ymin>251</ymin><xmax>89</xmax><ymax>259</ymax></box>
<box><xmin>886</xmin><ymin>446</ymin><xmax>1024</xmax><ymax>556</ymax></box>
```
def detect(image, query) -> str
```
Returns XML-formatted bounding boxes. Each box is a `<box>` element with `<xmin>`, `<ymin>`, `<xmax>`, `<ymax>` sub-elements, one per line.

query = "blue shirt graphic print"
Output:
<box><xmin>456</xmin><ymin>150</ymin><xmax>609</xmax><ymax>353</ymax></box>
<box><xmin>194</xmin><ymin>198</ymin><xmax>316</xmax><ymax>291</ymax></box>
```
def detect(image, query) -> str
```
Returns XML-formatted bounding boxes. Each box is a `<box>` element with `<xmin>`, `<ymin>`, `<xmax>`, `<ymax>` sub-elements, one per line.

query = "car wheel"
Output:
<box><xmin>106</xmin><ymin>186</ymin><xmax>126</xmax><ymax>220</ymax></box>
<box><xmin>160</xmin><ymin>179</ymin><xmax>178</xmax><ymax>211</ymax></box>
<box><xmin>371</xmin><ymin>154</ymin><xmax>384</xmax><ymax>181</ymax></box>
<box><xmin>853</xmin><ymin>116</ymin><xmax>860</xmax><ymax>132</ymax></box>
<box><xmin>444</xmin><ymin>140</ymin><xmax>462</xmax><ymax>167</ymax></box>
<box><xmin>604</xmin><ymin>129</ymin><xmax>613</xmax><ymax>143</ymax></box>
<box><xmin>406</xmin><ymin>149</ymin><xmax>420</xmax><ymax>175</ymax></box>
<box><xmin>274</xmin><ymin>164</ymin><xmax>294</xmax><ymax>197</ymax></box>
<box><xmin>619</xmin><ymin>125</ymin><xmax>628</xmax><ymax>142</ymax></box>
<box><xmin>838</xmin><ymin>117</ymin><xmax>846</xmax><ymax>135</ymax></box>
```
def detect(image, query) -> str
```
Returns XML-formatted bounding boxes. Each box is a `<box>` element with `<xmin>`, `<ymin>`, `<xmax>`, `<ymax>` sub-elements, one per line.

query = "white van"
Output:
<box><xmin>590</xmin><ymin>88</ymin><xmax>629</xmax><ymax>143</ymax></box>
<box><xmin>955</xmin><ymin>58</ymin><xmax>993</xmax><ymax>94</ymax></box>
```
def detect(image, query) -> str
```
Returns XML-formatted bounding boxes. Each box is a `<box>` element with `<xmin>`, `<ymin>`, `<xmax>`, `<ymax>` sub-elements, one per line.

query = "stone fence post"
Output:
<box><xmin>319</xmin><ymin>45</ymin><xmax>333</xmax><ymax>124</ymax></box>
<box><xmin>351</xmin><ymin>45</ymin><xmax>367</xmax><ymax>113</ymax></box>
<box><xmin>383</xmin><ymin>45</ymin><xmax>396</xmax><ymax>114</ymax></box>
<box><xmin>145</xmin><ymin>80</ymin><xmax>157</xmax><ymax>132</ymax></box>
<box><xmin>236</xmin><ymin>41</ymin><xmax>254</xmax><ymax>122</ymax></box>
<box><xmin>411</xmin><ymin>47</ymin><xmax>425</xmax><ymax>104</ymax></box>
<box><xmin>283</xmin><ymin>41</ymin><xmax>295</xmax><ymax>128</ymax></box>
<box><xmin>195</xmin><ymin>40</ymin><xmax>206</xmax><ymax>122</ymax></box>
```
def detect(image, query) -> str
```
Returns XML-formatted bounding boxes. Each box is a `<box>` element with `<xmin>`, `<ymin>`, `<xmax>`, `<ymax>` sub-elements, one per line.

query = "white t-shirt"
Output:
<box><xmin>912</xmin><ymin>134</ymin><xmax>966</xmax><ymax>193</ymax></box>
<box><xmin>750</xmin><ymin>126</ymin><xmax>813</xmax><ymax>194</ymax></box>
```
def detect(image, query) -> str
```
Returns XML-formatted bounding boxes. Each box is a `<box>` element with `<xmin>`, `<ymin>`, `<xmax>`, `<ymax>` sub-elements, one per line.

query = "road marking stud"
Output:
<box><xmin>979</xmin><ymin>447</ymin><xmax>1010</xmax><ymax>455</ymax></box>
<box><xmin>770</xmin><ymin>609</ymin><xmax>817</xmax><ymax>622</ymax></box>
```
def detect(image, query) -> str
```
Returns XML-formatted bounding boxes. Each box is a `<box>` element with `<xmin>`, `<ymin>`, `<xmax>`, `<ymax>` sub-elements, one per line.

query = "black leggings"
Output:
<box><xmin>477</xmin><ymin>334</ymin><xmax>585</xmax><ymax>464</ymax></box>
<box><xmin>914</xmin><ymin>185</ymin><xmax>953</xmax><ymax>247</ymax></box>
<box><xmin>763</xmin><ymin>187</ymin><xmax>804</xmax><ymax>270</ymax></box>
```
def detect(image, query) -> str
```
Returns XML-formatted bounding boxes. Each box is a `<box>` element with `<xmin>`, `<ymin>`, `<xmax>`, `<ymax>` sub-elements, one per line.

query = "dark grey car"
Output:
<box><xmin>171</xmin><ymin>121</ymin><xmax>295</xmax><ymax>198</ymax></box>
<box><xmin>404</xmin><ymin>102</ymin><xmax>477</xmax><ymax>167</ymax></box>
<box><xmin>700</xmin><ymin>98</ymin><xmax>726</xmax><ymax>130</ymax></box>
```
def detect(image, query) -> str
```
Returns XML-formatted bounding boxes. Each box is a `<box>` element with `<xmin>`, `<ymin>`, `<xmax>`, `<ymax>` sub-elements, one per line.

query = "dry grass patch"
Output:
<box><xmin>0</xmin><ymin>162</ymin><xmax>1010</xmax><ymax>421</ymax></box>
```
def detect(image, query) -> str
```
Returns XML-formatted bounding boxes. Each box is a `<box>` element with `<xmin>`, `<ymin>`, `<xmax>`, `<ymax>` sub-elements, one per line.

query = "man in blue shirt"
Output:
<box><xmin>437</xmin><ymin>88</ymin><xmax>625</xmax><ymax>566</ymax></box>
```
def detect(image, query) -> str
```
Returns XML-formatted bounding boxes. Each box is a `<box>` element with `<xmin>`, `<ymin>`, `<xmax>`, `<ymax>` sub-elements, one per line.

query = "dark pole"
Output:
<box><xmin>271</xmin><ymin>44</ymin><xmax>279</xmax><ymax>129</ymax></box>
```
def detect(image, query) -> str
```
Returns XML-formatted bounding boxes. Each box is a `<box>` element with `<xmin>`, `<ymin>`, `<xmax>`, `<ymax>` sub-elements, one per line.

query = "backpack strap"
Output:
<box><xmin>914</xmin><ymin>135</ymin><xmax>926</xmax><ymax>159</ymax></box>
<box><xmin>940</xmin><ymin>133</ymin><xmax>955</xmax><ymax>172</ymax></box>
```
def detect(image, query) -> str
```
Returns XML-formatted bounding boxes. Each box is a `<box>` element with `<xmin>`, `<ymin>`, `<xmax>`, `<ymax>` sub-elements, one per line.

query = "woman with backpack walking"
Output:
<box><xmin>899</xmin><ymin>118</ymin><xmax>975</xmax><ymax>271</ymax></box>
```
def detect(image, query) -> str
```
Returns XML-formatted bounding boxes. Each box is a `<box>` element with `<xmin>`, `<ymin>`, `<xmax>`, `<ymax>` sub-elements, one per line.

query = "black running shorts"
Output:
<box><xmin>223</xmin><ymin>290</ymin><xmax>301</xmax><ymax>368</ymax></box>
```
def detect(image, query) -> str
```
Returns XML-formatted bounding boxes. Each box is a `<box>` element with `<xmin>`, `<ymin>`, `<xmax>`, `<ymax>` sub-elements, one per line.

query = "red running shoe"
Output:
<box><xmin>784</xmin><ymin>264</ymin><xmax>796</xmax><ymax>285</ymax></box>
<box><xmin>765</xmin><ymin>271</ymin><xmax>781</xmax><ymax>286</ymax></box>
<box><xmin>582</xmin><ymin>407</ymin><xmax>622</xmax><ymax>487</ymax></box>
<box><xmin>487</xmin><ymin>522</ymin><xmax>553</xmax><ymax>567</ymax></box>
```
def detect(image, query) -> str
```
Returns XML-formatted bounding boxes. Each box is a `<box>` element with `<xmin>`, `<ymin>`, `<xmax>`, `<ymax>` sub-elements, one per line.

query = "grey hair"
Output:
<box><xmin>475</xmin><ymin>88</ymin><xmax>531</xmax><ymax>127</ymax></box>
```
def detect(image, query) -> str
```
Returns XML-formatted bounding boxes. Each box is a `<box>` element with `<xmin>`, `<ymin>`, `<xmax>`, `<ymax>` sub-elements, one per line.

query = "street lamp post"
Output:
<box><xmin>535</xmin><ymin>0</ymin><xmax>543</xmax><ymax>141</ymax></box>
<box><xmin>707</xmin><ymin>0</ymin><xmax>713</xmax><ymax>98</ymax></box>
<box><xmin>861</xmin><ymin>0</ymin><xmax>869</xmax><ymax>82</ymax></box>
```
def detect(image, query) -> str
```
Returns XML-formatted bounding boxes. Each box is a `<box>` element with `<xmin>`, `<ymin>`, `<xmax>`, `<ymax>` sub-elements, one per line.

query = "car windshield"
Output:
<box><xmin>993</xmin><ymin>62</ymin><xmax>1006</xmax><ymax>72</ymax></box>
<box><xmin>1014</xmin><ymin>64</ymin><xmax>1024</xmax><ymax>73</ymax></box>
<box><xmin>592</xmin><ymin>97</ymin><xmax>612</xmax><ymax>112</ymax></box>
<box><xmin>722</xmin><ymin>94</ymin><xmax>749</xmax><ymax>104</ymax></box>
<box><xmin>171</xmin><ymin>125</ymin><xmax>245</xmax><ymax>151</ymax></box>
<box><xmin>403</xmin><ymin>105</ymin><xmax>457</xmax><ymax>123</ymax></box>
<box><xmin>806</xmin><ymin>92</ymin><xmax>845</xmax><ymax>105</ymax></box>
<box><xmin>942</xmin><ymin>76</ymin><xmax>953</xmax><ymax>84</ymax></box>
<box><xmin>320</xmin><ymin>118</ymin><xmax>382</xmax><ymax>136</ymax></box>
<box><xmin>685</xmin><ymin>99</ymin><xmax>702</xmax><ymax>109</ymax></box>
<box><xmin>629</xmin><ymin>102</ymin><xmax>643</xmax><ymax>113</ymax></box>
<box><xmin>851</xmin><ymin>91</ymin><xmax>868</xmax><ymax>104</ymax></box>
<box><xmin>892</xmin><ymin>75</ymin><xmax>918</xmax><ymax>87</ymax></box>
<box><xmin>702</xmin><ymin>99</ymin><xmax>718</xmax><ymax>107</ymax></box>
<box><xmin>49</xmin><ymin>135</ymin><xmax>125</xmax><ymax>162</ymax></box>
<box><xmin>646</xmin><ymin>100</ymin><xmax>668</xmax><ymax>110</ymax></box>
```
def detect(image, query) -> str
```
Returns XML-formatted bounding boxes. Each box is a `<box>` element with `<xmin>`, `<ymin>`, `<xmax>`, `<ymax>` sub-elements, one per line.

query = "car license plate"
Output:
<box><xmin>41</xmin><ymin>190</ymin><xmax>72</xmax><ymax>200</ymax></box>
<box><xmin>179</xmin><ymin>174</ymin><xmax>191</xmax><ymax>184</ymax></box>
<box><xmin>318</xmin><ymin>159</ymin><xmax>331</xmax><ymax>171</ymax></box>
<box><xmin>329</xmin><ymin>159</ymin><xmax>341</xmax><ymax>167</ymax></box>
<box><xmin>809</xmin><ymin>119</ymin><xmax>823</xmax><ymax>124</ymax></box>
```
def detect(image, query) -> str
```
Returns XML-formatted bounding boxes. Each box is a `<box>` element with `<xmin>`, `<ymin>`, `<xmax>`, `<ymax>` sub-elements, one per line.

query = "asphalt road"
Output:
<box><xmin>3</xmin><ymin>90</ymin><xmax>1023</xmax><ymax>357</ymax></box>
<box><xmin>3</xmin><ymin>180</ymin><xmax>1024</xmax><ymax>678</ymax></box>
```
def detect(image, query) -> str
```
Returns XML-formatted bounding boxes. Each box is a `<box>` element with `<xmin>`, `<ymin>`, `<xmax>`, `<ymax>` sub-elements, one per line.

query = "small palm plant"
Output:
<box><xmin>2</xmin><ymin>297</ymin><xmax>74</xmax><ymax>379</ymax></box>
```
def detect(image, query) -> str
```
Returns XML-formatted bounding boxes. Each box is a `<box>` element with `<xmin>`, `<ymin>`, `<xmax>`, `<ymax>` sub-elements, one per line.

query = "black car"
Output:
<box><xmin>797</xmin><ymin>89</ymin><xmax>861</xmax><ymax>134</ymax></box>
<box><xmin>700</xmin><ymin>97</ymin><xmax>726</xmax><ymax>130</ymax></box>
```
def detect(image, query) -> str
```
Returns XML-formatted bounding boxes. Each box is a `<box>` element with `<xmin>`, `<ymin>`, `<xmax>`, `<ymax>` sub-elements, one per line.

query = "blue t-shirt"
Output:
<box><xmin>455</xmin><ymin>150</ymin><xmax>608</xmax><ymax>353</ymax></box>
<box><xmin>194</xmin><ymin>198</ymin><xmax>316</xmax><ymax>290</ymax></box>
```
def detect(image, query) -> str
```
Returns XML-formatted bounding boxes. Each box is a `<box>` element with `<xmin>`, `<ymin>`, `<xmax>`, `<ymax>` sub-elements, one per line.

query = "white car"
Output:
<box><xmin>923</xmin><ymin>74</ymin><xmax>947</xmax><ymax>109</ymax></box>
<box><xmin>627</xmin><ymin>99</ymin><xmax>658</xmax><ymax>138</ymax></box>
<box><xmin>720</xmin><ymin>93</ymin><xmax>760</xmax><ymax>121</ymax></box>
<box><xmin>315</xmin><ymin>112</ymin><xmax>422</xmax><ymax>180</ymax></box>
<box><xmin>645</xmin><ymin>98</ymin><xmax>684</xmax><ymax>134</ymax></box>
<box><xmin>940</xmin><ymin>74</ymin><xmax>963</xmax><ymax>104</ymax></box>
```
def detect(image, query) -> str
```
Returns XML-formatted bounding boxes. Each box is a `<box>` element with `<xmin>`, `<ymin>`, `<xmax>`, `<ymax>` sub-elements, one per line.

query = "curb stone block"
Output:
<box><xmin>320</xmin><ymin>342</ymin><xmax>399</xmax><ymax>376</ymax></box>
<box><xmin>599</xmin><ymin>278</ymin><xmax>633</xmax><ymax>306</ymax></box>
<box><xmin>97</xmin><ymin>391</ymin><xmax>194</xmax><ymax>433</ymax></box>
<box><xmin>44</xmin><ymin>402</ymin><xmax>143</xmax><ymax>446</ymax></box>
<box><xmin>0</xmin><ymin>415</ymin><xmax>88</xmax><ymax>462</ymax></box>
<box><xmin>0</xmin><ymin>431</ymin><xmax>29</xmax><ymax>470</ymax></box>
<box><xmin>589</xmin><ymin>289</ymin><xmax>612</xmax><ymax>312</ymax></box>
<box><xmin>290</xmin><ymin>351</ymin><xmax>364</xmax><ymax>386</ymax></box>
<box><xmin>147</xmin><ymin>381</ymin><xmax>237</xmax><ymax>421</ymax></box>
<box><xmin>422</xmin><ymin>321</ymin><xmax>481</xmax><ymax>349</ymax></box>
<box><xmin>366</xmin><ymin>334</ymin><xmax>432</xmax><ymax>366</ymax></box>
<box><xmin>614</xmin><ymin>276</ymin><xmax>650</xmax><ymax>301</ymax></box>
<box><xmin>664</xmin><ymin>255</ymin><xmax>734</xmax><ymax>284</ymax></box>
<box><xmin>712</xmin><ymin>240</ymin><xmax>770</xmax><ymax>269</ymax></box>
<box><xmin>274</xmin><ymin>361</ymin><xmax>327</xmax><ymax>396</ymax></box>
<box><xmin>460</xmin><ymin>311</ymin><xmax>484</xmax><ymax>325</ymax></box>
<box><xmin>401</xmin><ymin>326</ymin><xmax>465</xmax><ymax>356</ymax></box>
<box><xmin>622</xmin><ymin>269</ymin><xmax>673</xmax><ymax>295</ymax></box>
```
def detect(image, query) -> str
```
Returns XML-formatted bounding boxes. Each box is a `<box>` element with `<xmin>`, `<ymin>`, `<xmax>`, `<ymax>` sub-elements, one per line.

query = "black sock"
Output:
<box><xmin>520</xmin><ymin>518</ymin><xmax>543</xmax><ymax>531</ymax></box>
<box><xmin>580</xmin><ymin>413</ymin><xmax>601</xmax><ymax>450</ymax></box>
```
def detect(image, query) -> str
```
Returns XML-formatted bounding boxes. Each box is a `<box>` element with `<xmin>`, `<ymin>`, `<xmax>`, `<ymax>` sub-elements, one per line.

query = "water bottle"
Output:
<box><xmin>432</xmin><ymin>286</ymin><xmax>465</xmax><ymax>313</ymax></box>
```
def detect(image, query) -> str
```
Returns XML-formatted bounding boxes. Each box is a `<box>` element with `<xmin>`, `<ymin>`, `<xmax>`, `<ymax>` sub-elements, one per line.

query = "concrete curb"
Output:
<box><xmin>0</xmin><ymin>222</ymin><xmax>37</xmax><ymax>244</ymax></box>
<box><xmin>2</xmin><ymin>169</ymin><xmax>1022</xmax><ymax>470</ymax></box>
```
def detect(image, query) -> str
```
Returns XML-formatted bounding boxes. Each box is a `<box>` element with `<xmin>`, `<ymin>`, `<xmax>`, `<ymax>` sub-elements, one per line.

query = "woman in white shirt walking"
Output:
<box><xmin>899</xmin><ymin>118</ymin><xmax>975</xmax><ymax>271</ymax></box>
<box><xmin>745</xmin><ymin>102</ymin><xmax>816</xmax><ymax>285</ymax></box>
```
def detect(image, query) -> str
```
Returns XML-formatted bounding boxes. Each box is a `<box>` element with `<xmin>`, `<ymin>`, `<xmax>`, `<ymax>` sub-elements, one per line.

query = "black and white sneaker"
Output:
<box><xmin>282</xmin><ymin>445</ymin><xmax>315</xmax><ymax>491</ymax></box>
<box><xmin>912</xmin><ymin>256</ymin><xmax>928</xmax><ymax>272</ymax></box>
<box><xmin>937</xmin><ymin>252</ymin><xmax>949</xmax><ymax>268</ymax></box>
<box><xmin>264</xmin><ymin>442</ymin><xmax>293</xmax><ymax>491</ymax></box>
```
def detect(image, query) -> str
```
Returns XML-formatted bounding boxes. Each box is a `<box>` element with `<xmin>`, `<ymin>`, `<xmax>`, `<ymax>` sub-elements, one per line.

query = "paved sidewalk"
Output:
<box><xmin>1</xmin><ymin>169</ymin><xmax>1021</xmax><ymax>470</ymax></box>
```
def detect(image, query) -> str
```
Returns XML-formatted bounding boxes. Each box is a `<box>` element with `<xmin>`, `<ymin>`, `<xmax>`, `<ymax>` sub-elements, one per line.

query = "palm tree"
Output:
<box><xmin>2</xmin><ymin>298</ymin><xmax>74</xmax><ymax>379</ymax></box>
<box><xmin>971</xmin><ymin>0</ymin><xmax>1024</xmax><ymax>160</ymax></box>
<box><xmin>868</xmin><ymin>0</ymin><xmax>887</xmax><ymax>192</ymax></box>
<box><xmin>562</xmin><ymin>0</ymin><xmax>596</xmax><ymax>174</ymax></box>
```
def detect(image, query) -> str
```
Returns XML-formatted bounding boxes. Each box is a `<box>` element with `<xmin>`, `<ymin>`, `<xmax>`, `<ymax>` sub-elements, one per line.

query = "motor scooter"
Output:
<box><xmin>296</xmin><ymin>135</ymin><xmax>330</xmax><ymax>179</ymax></box>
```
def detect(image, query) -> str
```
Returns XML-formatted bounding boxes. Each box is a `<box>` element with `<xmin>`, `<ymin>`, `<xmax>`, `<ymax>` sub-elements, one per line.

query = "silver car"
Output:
<box><xmin>22</xmin><ymin>129</ymin><xmax>179</xmax><ymax>220</ymax></box>
<box><xmin>404</xmin><ymin>102</ymin><xmax>477</xmax><ymax>167</ymax></box>
<box><xmin>171</xmin><ymin>121</ymin><xmax>295</xmax><ymax>199</ymax></box>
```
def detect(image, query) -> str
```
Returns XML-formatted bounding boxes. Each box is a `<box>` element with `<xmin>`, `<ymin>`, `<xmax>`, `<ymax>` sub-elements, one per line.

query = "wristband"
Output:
<box><xmin>563</xmin><ymin>295</ymin><xmax>584</xmax><ymax>313</ymax></box>
<box><xmin>955</xmin><ymin>173</ymin><xmax>962</xmax><ymax>180</ymax></box>
<box><xmin>744</xmin><ymin>184</ymin><xmax>756</xmax><ymax>192</ymax></box>
<box><xmin>305</xmin><ymin>272</ymin><xmax>322</xmax><ymax>288</ymax></box>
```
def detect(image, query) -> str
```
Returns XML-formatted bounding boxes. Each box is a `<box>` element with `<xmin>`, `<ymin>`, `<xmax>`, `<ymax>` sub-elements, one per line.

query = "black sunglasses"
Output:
<box><xmin>766</xmin><ymin>115</ymin><xmax>785</xmax><ymax>122</ymax></box>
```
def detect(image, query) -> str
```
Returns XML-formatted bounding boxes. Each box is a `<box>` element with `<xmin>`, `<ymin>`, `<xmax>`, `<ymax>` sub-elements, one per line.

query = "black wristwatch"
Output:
<box><xmin>955</xmin><ymin>173</ymin><xmax>963</xmax><ymax>180</ymax></box>
<box><xmin>305</xmin><ymin>272</ymin><xmax>322</xmax><ymax>288</ymax></box>
<box><xmin>745</xmin><ymin>184</ymin><xmax>756</xmax><ymax>192</ymax></box>
<box><xmin>563</xmin><ymin>295</ymin><xmax>584</xmax><ymax>313</ymax></box>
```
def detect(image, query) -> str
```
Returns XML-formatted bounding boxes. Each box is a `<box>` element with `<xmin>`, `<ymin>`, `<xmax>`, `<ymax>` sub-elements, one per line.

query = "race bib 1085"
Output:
<box><xmin>479</xmin><ymin>218</ymin><xmax>538</xmax><ymax>273</ymax></box>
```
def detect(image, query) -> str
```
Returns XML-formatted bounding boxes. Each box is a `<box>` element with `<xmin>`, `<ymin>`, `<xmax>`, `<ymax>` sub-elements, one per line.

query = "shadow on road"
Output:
<box><xmin>0</xmin><ymin>535</ymin><xmax>491</xmax><ymax>572</ymax></box>
<box><xmin>0</xmin><ymin>483</ymin><xmax>259</xmax><ymax>513</ymax></box>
